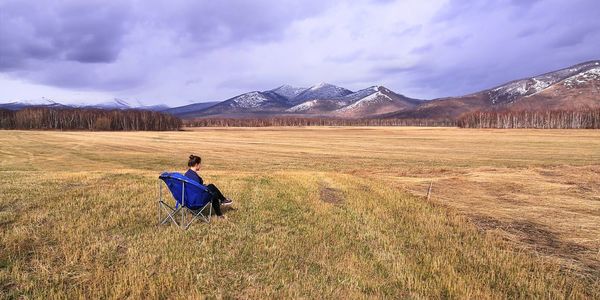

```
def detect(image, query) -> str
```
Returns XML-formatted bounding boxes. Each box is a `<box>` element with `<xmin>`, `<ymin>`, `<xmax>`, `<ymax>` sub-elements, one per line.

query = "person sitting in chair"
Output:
<box><xmin>184</xmin><ymin>154</ymin><xmax>232</xmax><ymax>219</ymax></box>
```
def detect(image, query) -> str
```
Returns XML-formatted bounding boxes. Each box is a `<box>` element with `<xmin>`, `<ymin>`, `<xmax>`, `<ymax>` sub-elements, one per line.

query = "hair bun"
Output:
<box><xmin>187</xmin><ymin>154</ymin><xmax>202</xmax><ymax>167</ymax></box>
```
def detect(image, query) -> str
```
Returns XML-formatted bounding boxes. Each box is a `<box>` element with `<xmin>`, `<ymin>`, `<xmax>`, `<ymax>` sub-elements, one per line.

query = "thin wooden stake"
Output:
<box><xmin>426</xmin><ymin>181</ymin><xmax>433</xmax><ymax>200</ymax></box>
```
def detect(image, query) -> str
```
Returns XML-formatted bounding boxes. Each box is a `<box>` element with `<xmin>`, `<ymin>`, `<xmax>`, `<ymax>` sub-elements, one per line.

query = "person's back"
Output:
<box><xmin>184</xmin><ymin>154</ymin><xmax>232</xmax><ymax>219</ymax></box>
<box><xmin>184</xmin><ymin>168</ymin><xmax>203</xmax><ymax>185</ymax></box>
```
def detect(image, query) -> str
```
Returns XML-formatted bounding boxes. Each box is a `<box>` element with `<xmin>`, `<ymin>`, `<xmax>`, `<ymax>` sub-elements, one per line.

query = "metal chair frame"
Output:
<box><xmin>158</xmin><ymin>177</ymin><xmax>212</xmax><ymax>229</ymax></box>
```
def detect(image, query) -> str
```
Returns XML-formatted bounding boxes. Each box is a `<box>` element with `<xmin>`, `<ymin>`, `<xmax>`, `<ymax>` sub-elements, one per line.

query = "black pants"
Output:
<box><xmin>206</xmin><ymin>184</ymin><xmax>225</xmax><ymax>216</ymax></box>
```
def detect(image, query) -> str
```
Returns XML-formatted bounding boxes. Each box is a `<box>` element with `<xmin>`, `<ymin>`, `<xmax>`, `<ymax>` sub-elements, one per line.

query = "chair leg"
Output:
<box><xmin>207</xmin><ymin>204</ymin><xmax>212</xmax><ymax>223</ymax></box>
<box><xmin>182</xmin><ymin>203</ymin><xmax>212</xmax><ymax>230</ymax></box>
<box><xmin>158</xmin><ymin>201</ymin><xmax>180</xmax><ymax>226</ymax></box>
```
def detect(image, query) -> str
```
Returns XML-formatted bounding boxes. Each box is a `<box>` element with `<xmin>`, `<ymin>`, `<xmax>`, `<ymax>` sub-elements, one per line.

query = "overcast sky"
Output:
<box><xmin>1</xmin><ymin>0</ymin><xmax>599</xmax><ymax>106</ymax></box>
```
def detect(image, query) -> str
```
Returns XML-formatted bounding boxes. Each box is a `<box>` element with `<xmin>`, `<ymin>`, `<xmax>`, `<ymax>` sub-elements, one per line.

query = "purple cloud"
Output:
<box><xmin>0</xmin><ymin>0</ymin><xmax>598</xmax><ymax>105</ymax></box>
<box><xmin>373</xmin><ymin>0</ymin><xmax>600</xmax><ymax>98</ymax></box>
<box><xmin>0</xmin><ymin>1</ymin><xmax>130</xmax><ymax>70</ymax></box>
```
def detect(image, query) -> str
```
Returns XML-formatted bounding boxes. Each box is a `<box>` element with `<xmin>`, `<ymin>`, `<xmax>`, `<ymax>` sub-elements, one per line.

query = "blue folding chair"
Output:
<box><xmin>158</xmin><ymin>172</ymin><xmax>214</xmax><ymax>229</ymax></box>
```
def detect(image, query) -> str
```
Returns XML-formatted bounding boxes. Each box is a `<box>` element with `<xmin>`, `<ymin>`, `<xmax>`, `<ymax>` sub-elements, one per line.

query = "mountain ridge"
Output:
<box><xmin>2</xmin><ymin>60</ymin><xmax>599</xmax><ymax>120</ymax></box>
<box><xmin>0</xmin><ymin>98</ymin><xmax>170</xmax><ymax>111</ymax></box>
<box><xmin>382</xmin><ymin>60</ymin><xmax>600</xmax><ymax>120</ymax></box>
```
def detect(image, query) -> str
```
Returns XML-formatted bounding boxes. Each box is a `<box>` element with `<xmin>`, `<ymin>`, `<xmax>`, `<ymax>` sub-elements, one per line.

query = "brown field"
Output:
<box><xmin>1</xmin><ymin>127</ymin><xmax>599</xmax><ymax>298</ymax></box>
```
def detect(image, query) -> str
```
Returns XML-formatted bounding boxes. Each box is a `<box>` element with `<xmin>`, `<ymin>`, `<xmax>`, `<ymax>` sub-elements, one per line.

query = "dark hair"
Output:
<box><xmin>188</xmin><ymin>154</ymin><xmax>201</xmax><ymax>167</ymax></box>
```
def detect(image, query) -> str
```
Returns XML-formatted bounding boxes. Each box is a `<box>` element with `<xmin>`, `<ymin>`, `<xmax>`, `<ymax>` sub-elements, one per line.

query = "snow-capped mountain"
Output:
<box><xmin>285</xmin><ymin>98</ymin><xmax>347</xmax><ymax>114</ymax></box>
<box><xmin>17</xmin><ymin>98</ymin><xmax>60</xmax><ymax>106</ymax></box>
<box><xmin>284</xmin><ymin>86</ymin><xmax>421</xmax><ymax>116</ymax></box>
<box><xmin>162</xmin><ymin>101</ymin><xmax>219</xmax><ymax>117</ymax></box>
<box><xmin>506</xmin><ymin>61</ymin><xmax>600</xmax><ymax>111</ymax></box>
<box><xmin>178</xmin><ymin>84</ymin><xmax>359</xmax><ymax>117</ymax></box>
<box><xmin>286</xmin><ymin>100</ymin><xmax>321</xmax><ymax>113</ymax></box>
<box><xmin>284</xmin><ymin>88</ymin><xmax>366</xmax><ymax>113</ymax></box>
<box><xmin>338</xmin><ymin>86</ymin><xmax>380</xmax><ymax>103</ymax></box>
<box><xmin>284</xmin><ymin>84</ymin><xmax>367</xmax><ymax>113</ymax></box>
<box><xmin>291</xmin><ymin>83</ymin><xmax>353</xmax><ymax>105</ymax></box>
<box><xmin>184</xmin><ymin>90</ymin><xmax>290</xmax><ymax>117</ymax></box>
<box><xmin>486</xmin><ymin>61</ymin><xmax>600</xmax><ymax>104</ymax></box>
<box><xmin>285</xmin><ymin>86</ymin><xmax>384</xmax><ymax>114</ymax></box>
<box><xmin>86</xmin><ymin>98</ymin><xmax>132</xmax><ymax>110</ymax></box>
<box><xmin>136</xmin><ymin>104</ymin><xmax>170</xmax><ymax>111</ymax></box>
<box><xmin>0</xmin><ymin>98</ymin><xmax>67</xmax><ymax>110</ymax></box>
<box><xmin>164</xmin><ymin>82</ymin><xmax>423</xmax><ymax>118</ymax></box>
<box><xmin>561</xmin><ymin>65</ymin><xmax>600</xmax><ymax>88</ymax></box>
<box><xmin>0</xmin><ymin>97</ymin><xmax>170</xmax><ymax>111</ymax></box>
<box><xmin>384</xmin><ymin>60</ymin><xmax>600</xmax><ymax>120</ymax></box>
<box><xmin>228</xmin><ymin>92</ymin><xmax>276</xmax><ymax>108</ymax></box>
<box><xmin>270</xmin><ymin>85</ymin><xmax>307</xmax><ymax>100</ymax></box>
<box><xmin>334</xmin><ymin>86</ymin><xmax>421</xmax><ymax>117</ymax></box>
<box><xmin>5</xmin><ymin>60</ymin><xmax>598</xmax><ymax>120</ymax></box>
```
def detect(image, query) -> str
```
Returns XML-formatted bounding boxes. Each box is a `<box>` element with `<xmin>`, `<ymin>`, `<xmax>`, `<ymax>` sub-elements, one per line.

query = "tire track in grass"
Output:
<box><xmin>327</xmin><ymin>173</ymin><xmax>598</xmax><ymax>299</ymax></box>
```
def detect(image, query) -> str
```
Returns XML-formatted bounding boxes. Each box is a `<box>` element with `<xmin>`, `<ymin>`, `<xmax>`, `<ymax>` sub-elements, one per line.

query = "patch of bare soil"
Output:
<box><xmin>469</xmin><ymin>214</ymin><xmax>599</xmax><ymax>278</ymax></box>
<box><xmin>319</xmin><ymin>183</ymin><xmax>344</xmax><ymax>205</ymax></box>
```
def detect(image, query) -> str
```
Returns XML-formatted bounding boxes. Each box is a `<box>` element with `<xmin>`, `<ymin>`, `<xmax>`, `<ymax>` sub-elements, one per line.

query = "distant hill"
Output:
<box><xmin>182</xmin><ymin>91</ymin><xmax>291</xmax><ymax>118</ymax></box>
<box><xmin>3</xmin><ymin>60</ymin><xmax>599</xmax><ymax>120</ymax></box>
<box><xmin>168</xmin><ymin>83</ymin><xmax>422</xmax><ymax>119</ymax></box>
<box><xmin>291</xmin><ymin>83</ymin><xmax>353</xmax><ymax>105</ymax></box>
<box><xmin>332</xmin><ymin>86</ymin><xmax>421</xmax><ymax>118</ymax></box>
<box><xmin>383</xmin><ymin>60</ymin><xmax>600</xmax><ymax>120</ymax></box>
<box><xmin>0</xmin><ymin>98</ymin><xmax>70</xmax><ymax>110</ymax></box>
<box><xmin>270</xmin><ymin>85</ymin><xmax>307</xmax><ymax>100</ymax></box>
<box><xmin>162</xmin><ymin>101</ymin><xmax>219</xmax><ymax>118</ymax></box>
<box><xmin>0</xmin><ymin>98</ymin><xmax>170</xmax><ymax>112</ymax></box>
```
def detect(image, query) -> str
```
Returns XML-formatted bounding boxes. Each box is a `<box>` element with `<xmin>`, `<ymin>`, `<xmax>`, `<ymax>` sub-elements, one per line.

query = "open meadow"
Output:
<box><xmin>1</xmin><ymin>127</ymin><xmax>599</xmax><ymax>298</ymax></box>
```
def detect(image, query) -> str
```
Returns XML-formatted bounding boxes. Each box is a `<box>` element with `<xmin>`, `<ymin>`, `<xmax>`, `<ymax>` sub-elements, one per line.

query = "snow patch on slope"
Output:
<box><xmin>230</xmin><ymin>92</ymin><xmax>270</xmax><ymax>108</ymax></box>
<box><xmin>293</xmin><ymin>83</ymin><xmax>353</xmax><ymax>102</ymax></box>
<box><xmin>339</xmin><ymin>86</ymin><xmax>380</xmax><ymax>103</ymax></box>
<box><xmin>309</xmin><ymin>82</ymin><xmax>329</xmax><ymax>90</ymax></box>
<box><xmin>17</xmin><ymin>98</ymin><xmax>60</xmax><ymax>106</ymax></box>
<box><xmin>563</xmin><ymin>68</ymin><xmax>600</xmax><ymax>88</ymax></box>
<box><xmin>487</xmin><ymin>61</ymin><xmax>600</xmax><ymax>104</ymax></box>
<box><xmin>489</xmin><ymin>81</ymin><xmax>528</xmax><ymax>104</ymax></box>
<box><xmin>530</xmin><ymin>78</ymin><xmax>550</xmax><ymax>93</ymax></box>
<box><xmin>336</xmin><ymin>92</ymin><xmax>392</xmax><ymax>112</ymax></box>
<box><xmin>286</xmin><ymin>100</ymin><xmax>318</xmax><ymax>112</ymax></box>
<box><xmin>271</xmin><ymin>85</ymin><xmax>306</xmax><ymax>100</ymax></box>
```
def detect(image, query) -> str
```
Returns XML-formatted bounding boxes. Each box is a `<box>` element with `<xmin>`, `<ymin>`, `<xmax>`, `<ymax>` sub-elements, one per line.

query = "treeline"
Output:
<box><xmin>458</xmin><ymin>109</ymin><xmax>600</xmax><ymax>129</ymax></box>
<box><xmin>185</xmin><ymin>117</ymin><xmax>457</xmax><ymax>127</ymax></box>
<box><xmin>184</xmin><ymin>117</ymin><xmax>456</xmax><ymax>127</ymax></box>
<box><xmin>0</xmin><ymin>107</ymin><xmax>182</xmax><ymax>131</ymax></box>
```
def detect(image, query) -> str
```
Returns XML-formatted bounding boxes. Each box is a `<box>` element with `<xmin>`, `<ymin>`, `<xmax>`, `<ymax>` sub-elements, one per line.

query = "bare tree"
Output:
<box><xmin>0</xmin><ymin>108</ymin><xmax>182</xmax><ymax>131</ymax></box>
<box><xmin>185</xmin><ymin>117</ymin><xmax>457</xmax><ymax>127</ymax></box>
<box><xmin>458</xmin><ymin>109</ymin><xmax>600</xmax><ymax>129</ymax></box>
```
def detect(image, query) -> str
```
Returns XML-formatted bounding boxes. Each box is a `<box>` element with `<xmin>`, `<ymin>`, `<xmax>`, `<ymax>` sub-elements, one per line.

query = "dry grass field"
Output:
<box><xmin>1</xmin><ymin>127</ymin><xmax>599</xmax><ymax>298</ymax></box>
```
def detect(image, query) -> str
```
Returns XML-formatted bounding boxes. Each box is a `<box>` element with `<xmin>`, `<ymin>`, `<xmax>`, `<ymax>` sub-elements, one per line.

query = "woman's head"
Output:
<box><xmin>188</xmin><ymin>154</ymin><xmax>201</xmax><ymax>170</ymax></box>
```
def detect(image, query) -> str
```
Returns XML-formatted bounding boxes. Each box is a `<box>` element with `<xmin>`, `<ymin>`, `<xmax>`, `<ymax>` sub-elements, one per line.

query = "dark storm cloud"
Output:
<box><xmin>0</xmin><ymin>0</ymin><xmax>329</xmax><ymax>90</ymax></box>
<box><xmin>0</xmin><ymin>1</ymin><xmax>130</xmax><ymax>70</ymax></box>
<box><xmin>145</xmin><ymin>0</ymin><xmax>330</xmax><ymax>51</ymax></box>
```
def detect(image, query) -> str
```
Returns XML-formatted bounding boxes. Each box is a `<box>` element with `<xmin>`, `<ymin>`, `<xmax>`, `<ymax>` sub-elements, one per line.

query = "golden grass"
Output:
<box><xmin>1</xmin><ymin>127</ymin><xmax>599</xmax><ymax>298</ymax></box>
